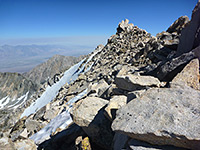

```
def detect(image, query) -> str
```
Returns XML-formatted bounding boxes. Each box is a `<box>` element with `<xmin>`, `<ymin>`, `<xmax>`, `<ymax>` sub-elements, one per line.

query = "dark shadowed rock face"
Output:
<box><xmin>177</xmin><ymin>1</ymin><xmax>200</xmax><ymax>56</ymax></box>
<box><xmin>166</xmin><ymin>16</ymin><xmax>189</xmax><ymax>34</ymax></box>
<box><xmin>24</xmin><ymin>54</ymin><xmax>85</xmax><ymax>85</ymax></box>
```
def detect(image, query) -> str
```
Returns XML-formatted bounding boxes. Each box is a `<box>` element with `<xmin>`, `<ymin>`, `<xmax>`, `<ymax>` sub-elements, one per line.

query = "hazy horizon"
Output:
<box><xmin>0</xmin><ymin>0</ymin><xmax>197</xmax><ymax>73</ymax></box>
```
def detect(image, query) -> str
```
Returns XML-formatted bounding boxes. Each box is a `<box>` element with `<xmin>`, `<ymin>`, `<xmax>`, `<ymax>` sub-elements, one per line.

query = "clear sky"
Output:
<box><xmin>0</xmin><ymin>0</ymin><xmax>198</xmax><ymax>45</ymax></box>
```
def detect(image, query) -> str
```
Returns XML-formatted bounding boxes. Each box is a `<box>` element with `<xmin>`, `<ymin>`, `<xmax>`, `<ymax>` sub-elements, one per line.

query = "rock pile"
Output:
<box><xmin>1</xmin><ymin>1</ymin><xmax>200</xmax><ymax>150</ymax></box>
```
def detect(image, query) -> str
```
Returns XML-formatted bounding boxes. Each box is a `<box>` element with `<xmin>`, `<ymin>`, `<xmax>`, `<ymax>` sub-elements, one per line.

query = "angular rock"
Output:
<box><xmin>105</xmin><ymin>96</ymin><xmax>127</xmax><ymax>120</ymax></box>
<box><xmin>13</xmin><ymin>139</ymin><xmax>37</xmax><ymax>150</ymax></box>
<box><xmin>152</xmin><ymin>50</ymin><xmax>195</xmax><ymax>81</ymax></box>
<box><xmin>115</xmin><ymin>74</ymin><xmax>160</xmax><ymax>91</ymax></box>
<box><xmin>166</xmin><ymin>16</ymin><xmax>189</xmax><ymax>34</ymax></box>
<box><xmin>71</xmin><ymin>97</ymin><xmax>113</xmax><ymax>149</ymax></box>
<box><xmin>127</xmin><ymin>139</ymin><xmax>188</xmax><ymax>150</ymax></box>
<box><xmin>19</xmin><ymin>128</ymin><xmax>28</xmax><ymax>139</ymax></box>
<box><xmin>171</xmin><ymin>58</ymin><xmax>199</xmax><ymax>90</ymax></box>
<box><xmin>87</xmin><ymin>79</ymin><xmax>110</xmax><ymax>98</ymax></box>
<box><xmin>177</xmin><ymin>1</ymin><xmax>200</xmax><ymax>55</ymax></box>
<box><xmin>71</xmin><ymin>97</ymin><xmax>108</xmax><ymax>127</ymax></box>
<box><xmin>25</xmin><ymin>119</ymin><xmax>43</xmax><ymax>136</ymax></box>
<box><xmin>112</xmin><ymin>85</ymin><xmax>200</xmax><ymax>149</ymax></box>
<box><xmin>117</xmin><ymin>19</ymin><xmax>134</xmax><ymax>33</ymax></box>
<box><xmin>163</xmin><ymin>38</ymin><xmax>179</xmax><ymax>50</ymax></box>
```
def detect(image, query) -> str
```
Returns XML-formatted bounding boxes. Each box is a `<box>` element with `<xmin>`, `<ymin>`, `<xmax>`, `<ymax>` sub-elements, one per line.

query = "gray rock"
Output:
<box><xmin>171</xmin><ymin>58</ymin><xmax>199</xmax><ymax>90</ymax></box>
<box><xmin>166</xmin><ymin>16</ymin><xmax>189</xmax><ymax>34</ymax></box>
<box><xmin>153</xmin><ymin>50</ymin><xmax>195</xmax><ymax>81</ymax></box>
<box><xmin>105</xmin><ymin>95</ymin><xmax>127</xmax><ymax>120</ymax></box>
<box><xmin>87</xmin><ymin>79</ymin><xmax>110</xmax><ymax>98</ymax></box>
<box><xmin>112</xmin><ymin>85</ymin><xmax>200</xmax><ymax>149</ymax></box>
<box><xmin>71</xmin><ymin>97</ymin><xmax>113</xmax><ymax>149</ymax></box>
<box><xmin>71</xmin><ymin>97</ymin><xmax>108</xmax><ymax>127</ymax></box>
<box><xmin>177</xmin><ymin>1</ymin><xmax>200</xmax><ymax>56</ymax></box>
<box><xmin>25</xmin><ymin>119</ymin><xmax>42</xmax><ymax>135</ymax></box>
<box><xmin>115</xmin><ymin>74</ymin><xmax>160</xmax><ymax>91</ymax></box>
<box><xmin>127</xmin><ymin>139</ymin><xmax>188</xmax><ymax>150</ymax></box>
<box><xmin>24</xmin><ymin>54</ymin><xmax>85</xmax><ymax>85</ymax></box>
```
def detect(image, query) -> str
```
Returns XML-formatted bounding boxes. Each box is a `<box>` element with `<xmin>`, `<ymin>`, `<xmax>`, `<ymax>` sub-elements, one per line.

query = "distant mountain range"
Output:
<box><xmin>24</xmin><ymin>54</ymin><xmax>85</xmax><ymax>85</ymax></box>
<box><xmin>0</xmin><ymin>44</ymin><xmax>92</xmax><ymax>73</ymax></box>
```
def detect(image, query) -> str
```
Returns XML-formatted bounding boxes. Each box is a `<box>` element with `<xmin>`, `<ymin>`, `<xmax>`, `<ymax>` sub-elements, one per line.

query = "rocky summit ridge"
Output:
<box><xmin>0</xmin><ymin>1</ymin><xmax>200</xmax><ymax>150</ymax></box>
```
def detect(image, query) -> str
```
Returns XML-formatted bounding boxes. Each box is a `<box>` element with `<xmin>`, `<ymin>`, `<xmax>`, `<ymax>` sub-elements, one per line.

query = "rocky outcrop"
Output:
<box><xmin>1</xmin><ymin>2</ymin><xmax>200</xmax><ymax>150</ymax></box>
<box><xmin>151</xmin><ymin>50</ymin><xmax>195</xmax><ymax>81</ymax></box>
<box><xmin>115</xmin><ymin>74</ymin><xmax>160</xmax><ymax>91</ymax></box>
<box><xmin>112</xmin><ymin>85</ymin><xmax>200</xmax><ymax>149</ymax></box>
<box><xmin>0</xmin><ymin>72</ymin><xmax>38</xmax><ymax>106</ymax></box>
<box><xmin>177</xmin><ymin>1</ymin><xmax>200</xmax><ymax>55</ymax></box>
<box><xmin>166</xmin><ymin>16</ymin><xmax>189</xmax><ymax>34</ymax></box>
<box><xmin>105</xmin><ymin>95</ymin><xmax>127</xmax><ymax>120</ymax></box>
<box><xmin>171</xmin><ymin>58</ymin><xmax>199</xmax><ymax>90</ymax></box>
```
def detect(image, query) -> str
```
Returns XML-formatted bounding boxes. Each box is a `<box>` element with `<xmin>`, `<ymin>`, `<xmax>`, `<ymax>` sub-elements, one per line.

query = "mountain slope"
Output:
<box><xmin>23</xmin><ymin>55</ymin><xmax>85</xmax><ymax>85</ymax></box>
<box><xmin>1</xmin><ymin>1</ymin><xmax>200</xmax><ymax>149</ymax></box>
<box><xmin>0</xmin><ymin>72</ymin><xmax>38</xmax><ymax>109</ymax></box>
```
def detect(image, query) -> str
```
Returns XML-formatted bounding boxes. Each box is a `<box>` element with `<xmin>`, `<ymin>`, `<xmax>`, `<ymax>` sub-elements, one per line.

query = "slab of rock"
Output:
<box><xmin>87</xmin><ymin>79</ymin><xmax>110</xmax><ymax>98</ymax></box>
<box><xmin>177</xmin><ymin>1</ymin><xmax>200</xmax><ymax>55</ymax></box>
<box><xmin>112</xmin><ymin>85</ymin><xmax>200</xmax><ymax>149</ymax></box>
<box><xmin>115</xmin><ymin>74</ymin><xmax>160</xmax><ymax>91</ymax></box>
<box><xmin>13</xmin><ymin>139</ymin><xmax>37</xmax><ymax>150</ymax></box>
<box><xmin>127</xmin><ymin>139</ymin><xmax>188</xmax><ymax>150</ymax></box>
<box><xmin>71</xmin><ymin>97</ymin><xmax>113</xmax><ymax>149</ymax></box>
<box><xmin>154</xmin><ymin>50</ymin><xmax>195</xmax><ymax>81</ymax></box>
<box><xmin>171</xmin><ymin>58</ymin><xmax>199</xmax><ymax>90</ymax></box>
<box><xmin>105</xmin><ymin>95</ymin><xmax>127</xmax><ymax>120</ymax></box>
<box><xmin>71</xmin><ymin>97</ymin><xmax>108</xmax><ymax>127</ymax></box>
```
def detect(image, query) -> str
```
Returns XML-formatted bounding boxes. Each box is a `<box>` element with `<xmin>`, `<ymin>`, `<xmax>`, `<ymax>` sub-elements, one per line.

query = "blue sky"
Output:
<box><xmin>0</xmin><ymin>0</ymin><xmax>198</xmax><ymax>45</ymax></box>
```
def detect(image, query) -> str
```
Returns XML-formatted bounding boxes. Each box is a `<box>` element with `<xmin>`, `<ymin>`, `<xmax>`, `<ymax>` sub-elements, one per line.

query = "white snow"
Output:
<box><xmin>7</xmin><ymin>92</ymin><xmax>29</xmax><ymax>109</ymax></box>
<box><xmin>0</xmin><ymin>92</ymin><xmax>29</xmax><ymax>109</ymax></box>
<box><xmin>0</xmin><ymin>96</ymin><xmax>10</xmax><ymax>109</ymax></box>
<box><xmin>30</xmin><ymin>89</ymin><xmax>87</xmax><ymax>145</ymax></box>
<box><xmin>20</xmin><ymin>49</ymin><xmax>100</xmax><ymax>118</ymax></box>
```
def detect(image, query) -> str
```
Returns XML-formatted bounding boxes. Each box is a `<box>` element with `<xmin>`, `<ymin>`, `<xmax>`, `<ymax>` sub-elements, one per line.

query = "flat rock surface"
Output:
<box><xmin>112</xmin><ymin>85</ymin><xmax>200</xmax><ymax>149</ymax></box>
<box><xmin>172</xmin><ymin>58</ymin><xmax>199</xmax><ymax>90</ymax></box>
<box><xmin>71</xmin><ymin>97</ymin><xmax>109</xmax><ymax>127</ymax></box>
<box><xmin>115</xmin><ymin>74</ymin><xmax>160</xmax><ymax>91</ymax></box>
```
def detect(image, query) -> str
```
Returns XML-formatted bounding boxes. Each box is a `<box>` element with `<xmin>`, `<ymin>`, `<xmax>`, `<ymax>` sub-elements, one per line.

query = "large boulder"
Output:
<box><xmin>115</xmin><ymin>74</ymin><xmax>160</xmax><ymax>91</ymax></box>
<box><xmin>171</xmin><ymin>58</ymin><xmax>199</xmax><ymax>90</ymax></box>
<box><xmin>126</xmin><ymin>139</ymin><xmax>188</xmax><ymax>150</ymax></box>
<box><xmin>177</xmin><ymin>1</ymin><xmax>200</xmax><ymax>56</ymax></box>
<box><xmin>105</xmin><ymin>95</ymin><xmax>127</xmax><ymax>120</ymax></box>
<box><xmin>112</xmin><ymin>85</ymin><xmax>200</xmax><ymax>149</ymax></box>
<box><xmin>71</xmin><ymin>97</ymin><xmax>114</xmax><ymax>149</ymax></box>
<box><xmin>152</xmin><ymin>50</ymin><xmax>195</xmax><ymax>81</ymax></box>
<box><xmin>166</xmin><ymin>16</ymin><xmax>189</xmax><ymax>34</ymax></box>
<box><xmin>71</xmin><ymin>97</ymin><xmax>108</xmax><ymax>127</ymax></box>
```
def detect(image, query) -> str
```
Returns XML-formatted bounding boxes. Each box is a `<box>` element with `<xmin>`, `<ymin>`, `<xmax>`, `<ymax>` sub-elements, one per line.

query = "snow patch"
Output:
<box><xmin>0</xmin><ymin>92</ymin><xmax>29</xmax><ymax>109</ymax></box>
<box><xmin>30</xmin><ymin>89</ymin><xmax>87</xmax><ymax>145</ymax></box>
<box><xmin>21</xmin><ymin>49</ymin><xmax>100</xmax><ymax>118</ymax></box>
<box><xmin>0</xmin><ymin>96</ymin><xmax>10</xmax><ymax>109</ymax></box>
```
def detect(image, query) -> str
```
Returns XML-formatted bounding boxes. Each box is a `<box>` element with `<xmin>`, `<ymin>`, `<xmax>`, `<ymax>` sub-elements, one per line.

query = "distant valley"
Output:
<box><xmin>0</xmin><ymin>44</ymin><xmax>93</xmax><ymax>73</ymax></box>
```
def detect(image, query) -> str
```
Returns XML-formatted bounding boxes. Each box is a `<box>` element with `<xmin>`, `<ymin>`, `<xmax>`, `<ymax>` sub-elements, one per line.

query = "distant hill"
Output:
<box><xmin>23</xmin><ymin>54</ymin><xmax>85</xmax><ymax>85</ymax></box>
<box><xmin>0</xmin><ymin>44</ymin><xmax>92</xmax><ymax>73</ymax></box>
